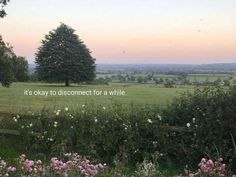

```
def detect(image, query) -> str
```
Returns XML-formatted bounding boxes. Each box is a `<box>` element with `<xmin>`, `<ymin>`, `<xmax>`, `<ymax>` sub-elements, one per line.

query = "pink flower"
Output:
<box><xmin>7</xmin><ymin>166</ymin><xmax>16</xmax><ymax>173</ymax></box>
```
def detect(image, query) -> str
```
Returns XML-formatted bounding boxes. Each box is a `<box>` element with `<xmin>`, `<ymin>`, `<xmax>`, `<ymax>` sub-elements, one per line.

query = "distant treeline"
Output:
<box><xmin>95</xmin><ymin>63</ymin><xmax>236</xmax><ymax>74</ymax></box>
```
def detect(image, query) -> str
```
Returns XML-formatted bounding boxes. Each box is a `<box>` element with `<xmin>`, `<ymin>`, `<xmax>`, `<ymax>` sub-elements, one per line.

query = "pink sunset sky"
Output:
<box><xmin>0</xmin><ymin>0</ymin><xmax>236</xmax><ymax>64</ymax></box>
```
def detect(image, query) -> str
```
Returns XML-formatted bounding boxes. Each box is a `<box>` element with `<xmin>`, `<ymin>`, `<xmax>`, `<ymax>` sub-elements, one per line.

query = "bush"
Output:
<box><xmin>7</xmin><ymin>104</ymin><xmax>164</xmax><ymax>165</ymax></box>
<box><xmin>2</xmin><ymin>86</ymin><xmax>236</xmax><ymax>172</ymax></box>
<box><xmin>163</xmin><ymin>86</ymin><xmax>236</xmax><ymax>169</ymax></box>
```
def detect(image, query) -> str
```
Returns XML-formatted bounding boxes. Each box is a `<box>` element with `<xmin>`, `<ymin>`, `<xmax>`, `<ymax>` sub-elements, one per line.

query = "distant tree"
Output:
<box><xmin>0</xmin><ymin>36</ymin><xmax>14</xmax><ymax>87</ymax></box>
<box><xmin>35</xmin><ymin>23</ymin><xmax>96</xmax><ymax>86</ymax></box>
<box><xmin>223</xmin><ymin>79</ymin><xmax>230</xmax><ymax>86</ymax></box>
<box><xmin>130</xmin><ymin>75</ymin><xmax>135</xmax><ymax>82</ymax></box>
<box><xmin>159</xmin><ymin>77</ymin><xmax>164</xmax><ymax>83</ymax></box>
<box><xmin>154</xmin><ymin>77</ymin><xmax>160</xmax><ymax>84</ymax></box>
<box><xmin>28</xmin><ymin>72</ymin><xmax>38</xmax><ymax>82</ymax></box>
<box><xmin>0</xmin><ymin>0</ymin><xmax>10</xmax><ymax>18</ymax></box>
<box><xmin>137</xmin><ymin>76</ymin><xmax>144</xmax><ymax>83</ymax></box>
<box><xmin>143</xmin><ymin>76</ymin><xmax>148</xmax><ymax>83</ymax></box>
<box><xmin>213</xmin><ymin>78</ymin><xmax>222</xmax><ymax>86</ymax></box>
<box><xmin>12</xmin><ymin>56</ymin><xmax>29</xmax><ymax>81</ymax></box>
<box><xmin>164</xmin><ymin>80</ymin><xmax>175</xmax><ymax>88</ymax></box>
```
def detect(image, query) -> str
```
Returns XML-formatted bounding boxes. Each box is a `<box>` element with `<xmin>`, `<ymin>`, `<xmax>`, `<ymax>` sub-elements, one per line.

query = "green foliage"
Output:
<box><xmin>137</xmin><ymin>76</ymin><xmax>143</xmax><ymax>83</ymax></box>
<box><xmin>0</xmin><ymin>36</ymin><xmax>14</xmax><ymax>87</ymax></box>
<box><xmin>12</xmin><ymin>56</ymin><xmax>29</xmax><ymax>82</ymax></box>
<box><xmin>163</xmin><ymin>86</ymin><xmax>236</xmax><ymax>168</ymax></box>
<box><xmin>0</xmin><ymin>0</ymin><xmax>10</xmax><ymax>18</ymax></box>
<box><xmin>164</xmin><ymin>80</ymin><xmax>174</xmax><ymax>88</ymax></box>
<box><xmin>7</xmin><ymin>105</ymin><xmax>164</xmax><ymax>165</ymax></box>
<box><xmin>35</xmin><ymin>23</ymin><xmax>96</xmax><ymax>86</ymax></box>
<box><xmin>2</xmin><ymin>86</ymin><xmax>236</xmax><ymax>172</ymax></box>
<box><xmin>0</xmin><ymin>36</ymin><xmax>29</xmax><ymax>86</ymax></box>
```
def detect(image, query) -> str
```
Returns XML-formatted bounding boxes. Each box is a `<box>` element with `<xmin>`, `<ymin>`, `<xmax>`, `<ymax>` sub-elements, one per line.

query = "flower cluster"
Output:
<box><xmin>19</xmin><ymin>154</ymin><xmax>45</xmax><ymax>176</ymax></box>
<box><xmin>0</xmin><ymin>159</ymin><xmax>16</xmax><ymax>177</ymax></box>
<box><xmin>176</xmin><ymin>157</ymin><xmax>234</xmax><ymax>177</ymax></box>
<box><xmin>198</xmin><ymin>158</ymin><xmax>227</xmax><ymax>176</ymax></box>
<box><xmin>0</xmin><ymin>153</ymin><xmax>105</xmax><ymax>177</ymax></box>
<box><xmin>51</xmin><ymin>153</ymin><xmax>106</xmax><ymax>177</ymax></box>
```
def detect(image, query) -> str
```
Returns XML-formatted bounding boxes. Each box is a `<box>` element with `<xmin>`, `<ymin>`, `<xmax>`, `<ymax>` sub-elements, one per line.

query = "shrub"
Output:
<box><xmin>9</xmin><ymin>104</ymin><xmax>164</xmax><ymax>165</ymax></box>
<box><xmin>2</xmin><ymin>86</ymin><xmax>236</xmax><ymax>171</ymax></box>
<box><xmin>163</xmin><ymin>86</ymin><xmax>236</xmax><ymax>169</ymax></box>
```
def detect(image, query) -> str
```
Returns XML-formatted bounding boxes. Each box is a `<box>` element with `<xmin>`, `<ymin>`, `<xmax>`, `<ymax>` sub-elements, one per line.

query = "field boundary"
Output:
<box><xmin>0</xmin><ymin>125</ymin><xmax>192</xmax><ymax>136</ymax></box>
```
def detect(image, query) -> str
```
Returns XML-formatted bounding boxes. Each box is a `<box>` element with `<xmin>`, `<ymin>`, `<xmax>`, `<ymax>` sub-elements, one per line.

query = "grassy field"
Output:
<box><xmin>0</xmin><ymin>82</ymin><xmax>193</xmax><ymax>114</ymax></box>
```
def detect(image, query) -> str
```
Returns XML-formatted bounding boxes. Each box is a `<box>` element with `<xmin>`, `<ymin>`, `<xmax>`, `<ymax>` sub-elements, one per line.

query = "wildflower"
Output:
<box><xmin>147</xmin><ymin>119</ymin><xmax>152</xmax><ymax>124</ymax></box>
<box><xmin>186</xmin><ymin>123</ymin><xmax>190</xmax><ymax>128</ymax></box>
<box><xmin>102</xmin><ymin>106</ymin><xmax>106</xmax><ymax>110</ymax></box>
<box><xmin>94</xmin><ymin>117</ymin><xmax>98</xmax><ymax>123</ymax></box>
<box><xmin>56</xmin><ymin>109</ymin><xmax>61</xmax><ymax>116</ymax></box>
<box><xmin>29</xmin><ymin>123</ymin><xmax>33</xmax><ymax>127</ymax></box>
<box><xmin>64</xmin><ymin>107</ymin><xmax>69</xmax><ymax>111</ymax></box>
<box><xmin>157</xmin><ymin>115</ymin><xmax>162</xmax><ymax>121</ymax></box>
<box><xmin>13</xmin><ymin>117</ymin><xmax>18</xmax><ymax>122</ymax></box>
<box><xmin>192</xmin><ymin>117</ymin><xmax>196</xmax><ymax>123</ymax></box>
<box><xmin>54</xmin><ymin>121</ymin><xmax>58</xmax><ymax>127</ymax></box>
<box><xmin>48</xmin><ymin>138</ymin><xmax>53</xmax><ymax>142</ymax></box>
<box><xmin>82</xmin><ymin>104</ymin><xmax>85</xmax><ymax>108</ymax></box>
<box><xmin>7</xmin><ymin>166</ymin><xmax>16</xmax><ymax>173</ymax></box>
<box><xmin>152</xmin><ymin>141</ymin><xmax>158</xmax><ymax>147</ymax></box>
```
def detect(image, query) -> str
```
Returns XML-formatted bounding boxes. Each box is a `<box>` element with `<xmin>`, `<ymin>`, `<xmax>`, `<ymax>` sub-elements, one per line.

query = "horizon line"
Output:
<box><xmin>29</xmin><ymin>62</ymin><xmax>236</xmax><ymax>65</ymax></box>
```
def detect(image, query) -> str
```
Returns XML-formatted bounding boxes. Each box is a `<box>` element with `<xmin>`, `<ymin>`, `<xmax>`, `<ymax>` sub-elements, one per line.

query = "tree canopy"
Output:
<box><xmin>0</xmin><ymin>36</ymin><xmax>14</xmax><ymax>87</ymax></box>
<box><xmin>12</xmin><ymin>56</ymin><xmax>29</xmax><ymax>82</ymax></box>
<box><xmin>35</xmin><ymin>23</ymin><xmax>96</xmax><ymax>86</ymax></box>
<box><xmin>0</xmin><ymin>36</ymin><xmax>29</xmax><ymax>87</ymax></box>
<box><xmin>0</xmin><ymin>0</ymin><xmax>10</xmax><ymax>18</ymax></box>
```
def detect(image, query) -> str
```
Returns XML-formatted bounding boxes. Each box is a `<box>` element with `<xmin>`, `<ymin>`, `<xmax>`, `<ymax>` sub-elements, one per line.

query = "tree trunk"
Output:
<box><xmin>65</xmin><ymin>79</ymin><xmax>69</xmax><ymax>86</ymax></box>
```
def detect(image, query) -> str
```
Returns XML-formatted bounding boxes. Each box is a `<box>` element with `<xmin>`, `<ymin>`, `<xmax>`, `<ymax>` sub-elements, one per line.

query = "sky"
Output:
<box><xmin>0</xmin><ymin>0</ymin><xmax>236</xmax><ymax>64</ymax></box>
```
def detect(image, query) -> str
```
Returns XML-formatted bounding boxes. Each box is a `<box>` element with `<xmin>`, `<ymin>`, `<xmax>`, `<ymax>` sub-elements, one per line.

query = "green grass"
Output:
<box><xmin>0</xmin><ymin>82</ymin><xmax>193</xmax><ymax>114</ymax></box>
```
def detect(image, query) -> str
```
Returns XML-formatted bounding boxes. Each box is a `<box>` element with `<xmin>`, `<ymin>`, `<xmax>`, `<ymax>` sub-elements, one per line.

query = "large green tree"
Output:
<box><xmin>0</xmin><ymin>36</ymin><xmax>29</xmax><ymax>87</ymax></box>
<box><xmin>0</xmin><ymin>36</ymin><xmax>14</xmax><ymax>87</ymax></box>
<box><xmin>12</xmin><ymin>56</ymin><xmax>29</xmax><ymax>82</ymax></box>
<box><xmin>35</xmin><ymin>23</ymin><xmax>96</xmax><ymax>86</ymax></box>
<box><xmin>0</xmin><ymin>0</ymin><xmax>10</xmax><ymax>18</ymax></box>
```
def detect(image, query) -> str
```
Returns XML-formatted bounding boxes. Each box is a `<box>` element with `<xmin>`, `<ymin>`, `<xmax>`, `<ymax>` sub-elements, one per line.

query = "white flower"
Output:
<box><xmin>82</xmin><ymin>104</ymin><xmax>85</xmax><ymax>108</ymax></box>
<box><xmin>16</xmin><ymin>115</ymin><xmax>20</xmax><ymax>119</ymax></box>
<box><xmin>157</xmin><ymin>115</ymin><xmax>162</xmax><ymax>121</ymax></box>
<box><xmin>29</xmin><ymin>123</ymin><xmax>33</xmax><ymax>127</ymax></box>
<box><xmin>56</xmin><ymin>111</ymin><xmax>60</xmax><ymax>116</ymax></box>
<box><xmin>102</xmin><ymin>106</ymin><xmax>106</xmax><ymax>110</ymax></box>
<box><xmin>94</xmin><ymin>117</ymin><xmax>98</xmax><ymax>123</ymax></box>
<box><xmin>54</xmin><ymin>121</ymin><xmax>58</xmax><ymax>127</ymax></box>
<box><xmin>70</xmin><ymin>126</ymin><xmax>74</xmax><ymax>129</ymax></box>
<box><xmin>21</xmin><ymin>125</ymin><xmax>24</xmax><ymax>129</ymax></box>
<box><xmin>186</xmin><ymin>123</ymin><xmax>191</xmax><ymax>128</ymax></box>
<box><xmin>13</xmin><ymin>117</ymin><xmax>17</xmax><ymax>122</ymax></box>
<box><xmin>147</xmin><ymin>119</ymin><xmax>153</xmax><ymax>124</ymax></box>
<box><xmin>64</xmin><ymin>107</ymin><xmax>69</xmax><ymax>111</ymax></box>
<box><xmin>152</xmin><ymin>141</ymin><xmax>158</xmax><ymax>146</ymax></box>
